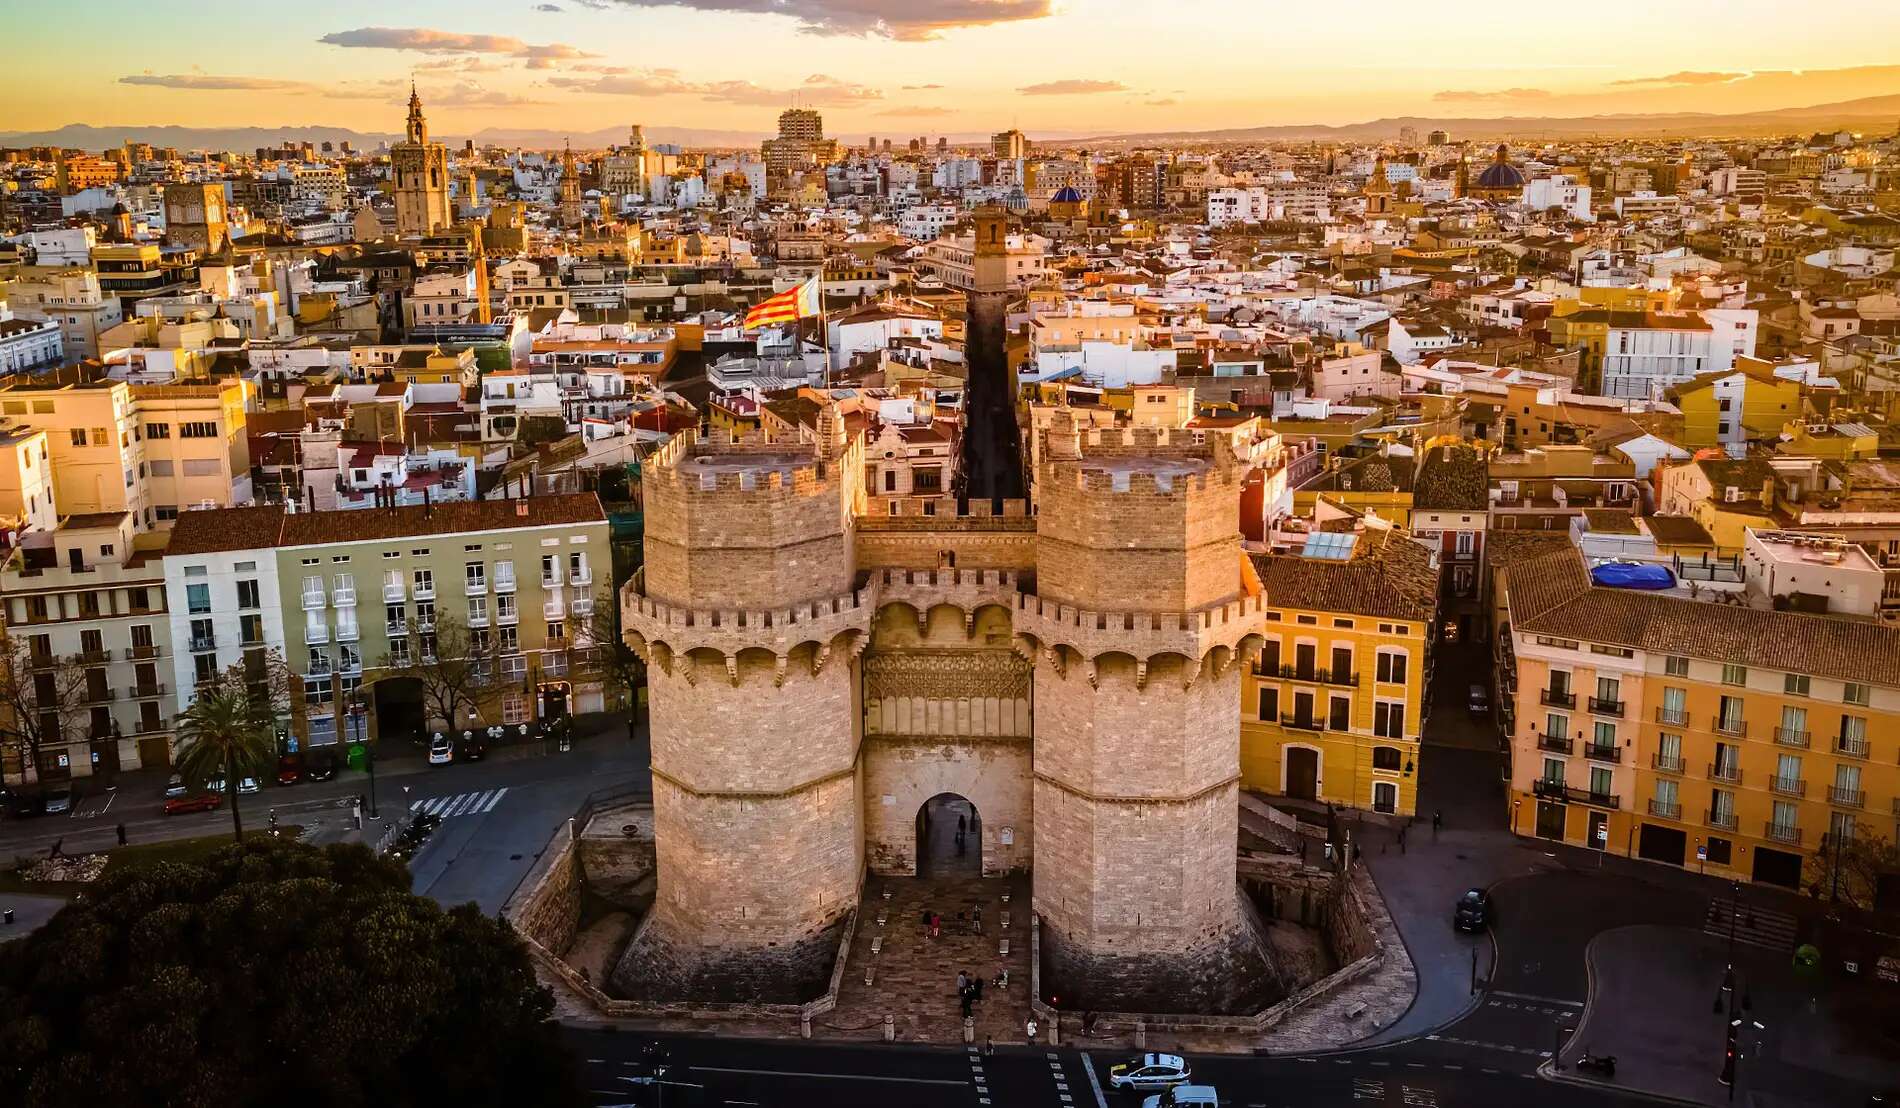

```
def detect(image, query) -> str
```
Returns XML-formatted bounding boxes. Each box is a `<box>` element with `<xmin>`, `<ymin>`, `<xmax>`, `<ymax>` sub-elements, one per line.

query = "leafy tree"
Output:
<box><xmin>378</xmin><ymin>614</ymin><xmax>489</xmax><ymax>733</ymax></box>
<box><xmin>0</xmin><ymin>632</ymin><xmax>90</xmax><ymax>784</ymax></box>
<box><xmin>581</xmin><ymin>584</ymin><xmax>642</xmax><ymax>715</ymax></box>
<box><xmin>1806</xmin><ymin>832</ymin><xmax>1900</xmax><ymax>910</ymax></box>
<box><xmin>173</xmin><ymin>658</ymin><xmax>283</xmax><ymax>842</ymax></box>
<box><xmin>0</xmin><ymin>838</ymin><xmax>584</xmax><ymax>1108</ymax></box>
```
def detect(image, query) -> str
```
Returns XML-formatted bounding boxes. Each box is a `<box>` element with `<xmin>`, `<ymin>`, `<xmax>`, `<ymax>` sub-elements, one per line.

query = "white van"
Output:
<box><xmin>1142</xmin><ymin>1085</ymin><xmax>1219</xmax><ymax>1108</ymax></box>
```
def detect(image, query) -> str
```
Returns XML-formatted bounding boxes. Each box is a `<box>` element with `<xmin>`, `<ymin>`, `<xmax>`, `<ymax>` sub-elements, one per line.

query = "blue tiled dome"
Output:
<box><xmin>1476</xmin><ymin>144</ymin><xmax>1524</xmax><ymax>189</ymax></box>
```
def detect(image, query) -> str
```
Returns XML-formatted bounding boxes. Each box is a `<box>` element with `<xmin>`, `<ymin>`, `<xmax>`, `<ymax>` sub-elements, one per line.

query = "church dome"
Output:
<box><xmin>1476</xmin><ymin>144</ymin><xmax>1524</xmax><ymax>189</ymax></box>
<box><xmin>1051</xmin><ymin>185</ymin><xmax>1083</xmax><ymax>203</ymax></box>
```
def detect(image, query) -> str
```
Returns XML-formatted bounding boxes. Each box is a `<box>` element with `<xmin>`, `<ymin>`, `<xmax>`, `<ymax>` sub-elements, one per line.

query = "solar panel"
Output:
<box><xmin>1301</xmin><ymin>532</ymin><xmax>1359</xmax><ymax>561</ymax></box>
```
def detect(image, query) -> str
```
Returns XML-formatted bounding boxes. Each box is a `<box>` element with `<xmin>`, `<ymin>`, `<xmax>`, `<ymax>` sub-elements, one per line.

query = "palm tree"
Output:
<box><xmin>174</xmin><ymin>667</ymin><xmax>277</xmax><ymax>843</ymax></box>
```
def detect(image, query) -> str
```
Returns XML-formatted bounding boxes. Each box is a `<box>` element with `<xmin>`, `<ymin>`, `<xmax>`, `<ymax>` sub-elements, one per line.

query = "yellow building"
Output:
<box><xmin>1291</xmin><ymin>449</ymin><xmax>1416</xmax><ymax>529</ymax></box>
<box><xmin>1241</xmin><ymin>525</ymin><xmax>1437</xmax><ymax>816</ymax></box>
<box><xmin>1500</xmin><ymin>544</ymin><xmax>1900</xmax><ymax>891</ymax></box>
<box><xmin>1666</xmin><ymin>360</ymin><xmax>1805</xmax><ymax>451</ymax></box>
<box><xmin>1656</xmin><ymin>456</ymin><xmax>1782</xmax><ymax>556</ymax></box>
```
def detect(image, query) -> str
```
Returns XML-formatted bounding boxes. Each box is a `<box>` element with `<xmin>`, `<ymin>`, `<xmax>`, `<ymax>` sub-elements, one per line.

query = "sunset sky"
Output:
<box><xmin>8</xmin><ymin>0</ymin><xmax>1900</xmax><ymax>139</ymax></box>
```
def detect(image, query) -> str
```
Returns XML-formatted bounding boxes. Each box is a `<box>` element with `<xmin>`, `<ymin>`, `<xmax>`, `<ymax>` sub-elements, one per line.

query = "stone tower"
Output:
<box><xmin>618</xmin><ymin>413</ymin><xmax>869</xmax><ymax>1000</ymax></box>
<box><xmin>560</xmin><ymin>141</ymin><xmax>583</xmax><ymax>228</ymax></box>
<box><xmin>1021</xmin><ymin>415</ymin><xmax>1279</xmax><ymax>1012</ymax></box>
<box><xmin>391</xmin><ymin>86</ymin><xmax>451</xmax><ymax>236</ymax></box>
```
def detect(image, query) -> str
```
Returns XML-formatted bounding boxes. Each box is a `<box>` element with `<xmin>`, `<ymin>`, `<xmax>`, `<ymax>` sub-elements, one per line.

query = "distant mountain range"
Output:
<box><xmin>7</xmin><ymin>92</ymin><xmax>1900</xmax><ymax>154</ymax></box>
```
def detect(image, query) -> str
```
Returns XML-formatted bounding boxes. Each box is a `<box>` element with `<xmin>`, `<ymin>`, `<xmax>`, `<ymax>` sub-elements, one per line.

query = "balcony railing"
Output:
<box><xmin>571</xmin><ymin>592</ymin><xmax>595</xmax><ymax>615</ymax></box>
<box><xmin>385</xmin><ymin>621</ymin><xmax>406</xmax><ymax>638</ymax></box>
<box><xmin>1828</xmin><ymin>785</ymin><xmax>1865</xmax><ymax>808</ymax></box>
<box><xmin>1706</xmin><ymin>808</ymin><xmax>1739</xmax><ymax>831</ymax></box>
<box><xmin>1583</xmin><ymin>743</ymin><xmax>1621</xmax><ymax>763</ymax></box>
<box><xmin>82</xmin><ymin>686</ymin><xmax>116</xmax><ymax>704</ymax></box>
<box><xmin>332</xmin><ymin>583</ymin><xmax>356</xmax><ymax>606</ymax></box>
<box><xmin>189</xmin><ymin>633</ymin><xmax>216</xmax><ymax>653</ymax></box>
<box><xmin>1588</xmin><ymin>696</ymin><xmax>1625</xmax><ymax>718</ymax></box>
<box><xmin>569</xmin><ymin>564</ymin><xmax>593</xmax><ymax>587</ymax></box>
<box><xmin>494</xmin><ymin>573</ymin><xmax>516</xmax><ymax>594</ymax></box>
<box><xmin>1773</xmin><ymin>727</ymin><xmax>1810</xmax><ymax>748</ymax></box>
<box><xmin>382</xmin><ymin>582</ymin><xmax>406</xmax><ymax>603</ymax></box>
<box><xmin>1537</xmin><ymin>732</ymin><xmax>1574</xmax><ymax>754</ymax></box>
<box><xmin>1279</xmin><ymin>713</ymin><xmax>1324</xmax><ymax>732</ymax></box>
<box><xmin>466</xmin><ymin>577</ymin><xmax>487</xmax><ymax>596</ymax></box>
<box><xmin>542</xmin><ymin>597</ymin><xmax>566</xmax><ymax>620</ymax></box>
<box><xmin>1540</xmin><ymin>688</ymin><xmax>1577</xmax><ymax>709</ymax></box>
<box><xmin>1708</xmin><ymin>762</ymin><xmax>1743</xmax><ymax>785</ymax></box>
<box><xmin>413</xmin><ymin>580</ymin><xmax>436</xmax><ymax>600</ymax></box>
<box><xmin>416</xmin><ymin>613</ymin><xmax>436</xmax><ymax>632</ymax></box>
<box><xmin>468</xmin><ymin>610</ymin><xmax>490</xmax><ymax>628</ymax></box>
<box><xmin>1647</xmin><ymin>799</ymin><xmax>1682</xmax><ymax>820</ymax></box>
<box><xmin>304</xmin><ymin>623</ymin><xmax>330</xmax><ymax>645</ymax></box>
<box><xmin>127</xmin><ymin>683</ymin><xmax>166</xmax><ymax>699</ymax></box>
<box><xmin>497</xmin><ymin>606</ymin><xmax>519</xmax><ymax>626</ymax></box>
<box><xmin>1655</xmin><ymin>707</ymin><xmax>1690</xmax><ymax>727</ymax></box>
<box><xmin>334</xmin><ymin>622</ymin><xmax>360</xmax><ymax>643</ymax></box>
<box><xmin>1262</xmin><ymin>664</ymin><xmax>1361</xmax><ymax>687</ymax></box>
<box><xmin>1533</xmin><ymin>778</ymin><xmax>1620</xmax><ymax>809</ymax></box>
<box><xmin>1713</xmin><ymin>717</ymin><xmax>1748</xmax><ymax>738</ymax></box>
<box><xmin>1835</xmin><ymin>736</ymin><xmax>1870</xmax><ymax>760</ymax></box>
<box><xmin>1768</xmin><ymin>776</ymin><xmax>1806</xmax><ymax>797</ymax></box>
<box><xmin>1653</xmin><ymin>752</ymin><xmax>1686</xmax><ymax>773</ymax></box>
<box><xmin>127</xmin><ymin>643</ymin><xmax>163</xmax><ymax>660</ymax></box>
<box><xmin>541</xmin><ymin>569</ymin><xmax>564</xmax><ymax>588</ymax></box>
<box><xmin>1764</xmin><ymin>821</ymin><xmax>1802</xmax><ymax>845</ymax></box>
<box><xmin>307</xmin><ymin>659</ymin><xmax>333</xmax><ymax>678</ymax></box>
<box><xmin>73</xmin><ymin>649</ymin><xmax>111</xmax><ymax>666</ymax></box>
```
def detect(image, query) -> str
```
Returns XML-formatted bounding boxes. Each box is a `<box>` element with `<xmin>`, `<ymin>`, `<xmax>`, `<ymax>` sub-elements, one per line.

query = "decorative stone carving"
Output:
<box><xmin>861</xmin><ymin>650</ymin><xmax>1031</xmax><ymax>701</ymax></box>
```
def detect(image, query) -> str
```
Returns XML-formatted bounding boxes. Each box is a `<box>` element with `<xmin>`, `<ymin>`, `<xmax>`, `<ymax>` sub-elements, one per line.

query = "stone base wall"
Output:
<box><xmin>608</xmin><ymin>909</ymin><xmax>849</xmax><ymax>1006</ymax></box>
<box><xmin>510</xmin><ymin>831</ymin><xmax>585</xmax><ymax>958</ymax></box>
<box><xmin>862</xmin><ymin>734</ymin><xmax>1032</xmax><ymax>877</ymax></box>
<box><xmin>1039</xmin><ymin>894</ymin><xmax>1285</xmax><ymax>1014</ymax></box>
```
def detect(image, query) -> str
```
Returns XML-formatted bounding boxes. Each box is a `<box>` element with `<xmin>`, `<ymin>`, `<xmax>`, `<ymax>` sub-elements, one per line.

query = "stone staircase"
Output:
<box><xmin>1703</xmin><ymin>894</ymin><xmax>1798</xmax><ymax>952</ymax></box>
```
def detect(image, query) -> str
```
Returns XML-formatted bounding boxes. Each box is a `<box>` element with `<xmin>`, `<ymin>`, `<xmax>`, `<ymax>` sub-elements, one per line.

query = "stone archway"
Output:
<box><xmin>916</xmin><ymin>793</ymin><xmax>982</xmax><ymax>878</ymax></box>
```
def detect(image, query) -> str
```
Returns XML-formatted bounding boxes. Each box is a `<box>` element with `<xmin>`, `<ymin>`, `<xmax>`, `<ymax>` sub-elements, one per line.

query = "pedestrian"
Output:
<box><xmin>115</xmin><ymin>822</ymin><xmax>127</xmax><ymax>846</ymax></box>
<box><xmin>921</xmin><ymin>908</ymin><xmax>932</xmax><ymax>936</ymax></box>
<box><xmin>1026</xmin><ymin>1017</ymin><xmax>1038</xmax><ymax>1045</ymax></box>
<box><xmin>1432</xmin><ymin>809</ymin><xmax>1443</xmax><ymax>839</ymax></box>
<box><xmin>973</xmin><ymin>974</ymin><xmax>984</xmax><ymax>1002</ymax></box>
<box><xmin>930</xmin><ymin>912</ymin><xmax>941</xmax><ymax>939</ymax></box>
<box><xmin>972</xmin><ymin>906</ymin><xmax>983</xmax><ymax>934</ymax></box>
<box><xmin>958</xmin><ymin>812</ymin><xmax>967</xmax><ymax>835</ymax></box>
<box><xmin>956</xmin><ymin>909</ymin><xmax>967</xmax><ymax>932</ymax></box>
<box><xmin>957</xmin><ymin>970</ymin><xmax>969</xmax><ymax>995</ymax></box>
<box><xmin>1083</xmin><ymin>1011</ymin><xmax>1098</xmax><ymax>1037</ymax></box>
<box><xmin>961</xmin><ymin>991</ymin><xmax>973</xmax><ymax>1019</ymax></box>
<box><xmin>983</xmin><ymin>1035</ymin><xmax>994</xmax><ymax>1057</ymax></box>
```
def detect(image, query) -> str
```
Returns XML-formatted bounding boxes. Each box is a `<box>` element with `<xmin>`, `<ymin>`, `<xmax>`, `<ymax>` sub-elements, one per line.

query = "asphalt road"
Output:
<box><xmin>566</xmin><ymin>1028</ymin><xmax>1667</xmax><ymax>1108</ymax></box>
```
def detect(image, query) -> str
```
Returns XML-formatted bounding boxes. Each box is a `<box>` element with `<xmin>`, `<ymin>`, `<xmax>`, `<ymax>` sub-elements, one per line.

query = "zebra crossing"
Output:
<box><xmin>1703</xmin><ymin>894</ymin><xmax>1798</xmax><ymax>951</ymax></box>
<box><xmin>410</xmin><ymin>787</ymin><xmax>509</xmax><ymax>819</ymax></box>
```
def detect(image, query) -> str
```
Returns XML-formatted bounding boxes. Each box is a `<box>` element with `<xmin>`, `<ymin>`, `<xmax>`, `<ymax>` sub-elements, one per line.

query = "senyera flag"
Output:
<box><xmin>743</xmin><ymin>273</ymin><xmax>822</xmax><ymax>330</ymax></box>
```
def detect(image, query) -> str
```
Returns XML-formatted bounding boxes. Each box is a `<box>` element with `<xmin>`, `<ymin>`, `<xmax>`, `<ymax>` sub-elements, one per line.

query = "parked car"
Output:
<box><xmin>1141</xmin><ymin>1085</ymin><xmax>1219</xmax><ymax>1108</ymax></box>
<box><xmin>1467</xmin><ymin>683</ymin><xmax>1490</xmax><ymax>714</ymax></box>
<box><xmin>428</xmin><ymin>733</ymin><xmax>454</xmax><ymax>766</ymax></box>
<box><xmin>42</xmin><ymin>785</ymin><xmax>74</xmax><ymax>815</ymax></box>
<box><xmin>276</xmin><ymin>754</ymin><xmax>304</xmax><ymax>786</ymax></box>
<box><xmin>1108</xmin><ymin>1054</ymin><xmax>1191</xmax><ymax>1091</ymax></box>
<box><xmin>163</xmin><ymin>774</ymin><xmax>190</xmax><ymax>799</ymax></box>
<box><xmin>164</xmin><ymin>792</ymin><xmax>222</xmax><ymax>816</ymax></box>
<box><xmin>1454</xmin><ymin>887</ymin><xmax>1494</xmax><ymax>932</ymax></box>
<box><xmin>304</xmin><ymin>750</ymin><xmax>338</xmax><ymax>782</ymax></box>
<box><xmin>458</xmin><ymin>733</ymin><xmax>488</xmax><ymax>762</ymax></box>
<box><xmin>236</xmin><ymin>776</ymin><xmax>260</xmax><ymax>795</ymax></box>
<box><xmin>209</xmin><ymin>775</ymin><xmax>261</xmax><ymax>796</ymax></box>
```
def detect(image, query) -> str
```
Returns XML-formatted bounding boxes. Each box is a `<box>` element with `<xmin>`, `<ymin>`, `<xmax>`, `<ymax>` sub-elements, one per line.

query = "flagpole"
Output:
<box><xmin>819</xmin><ymin>271</ymin><xmax>832</xmax><ymax>390</ymax></box>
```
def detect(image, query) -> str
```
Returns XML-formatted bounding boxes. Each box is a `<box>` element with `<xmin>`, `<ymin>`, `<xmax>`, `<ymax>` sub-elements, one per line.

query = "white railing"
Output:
<box><xmin>383</xmin><ymin>582</ymin><xmax>406</xmax><ymax>603</ymax></box>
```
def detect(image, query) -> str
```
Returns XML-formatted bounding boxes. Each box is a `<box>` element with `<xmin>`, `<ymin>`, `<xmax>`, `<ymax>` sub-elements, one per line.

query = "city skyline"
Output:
<box><xmin>10</xmin><ymin>0</ymin><xmax>1900</xmax><ymax>139</ymax></box>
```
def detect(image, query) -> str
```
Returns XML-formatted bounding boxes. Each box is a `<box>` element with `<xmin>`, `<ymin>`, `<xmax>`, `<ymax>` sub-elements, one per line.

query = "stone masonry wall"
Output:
<box><xmin>511</xmin><ymin>834</ymin><xmax>584</xmax><ymax>958</ymax></box>
<box><xmin>863</xmin><ymin>735</ymin><xmax>1033</xmax><ymax>876</ymax></box>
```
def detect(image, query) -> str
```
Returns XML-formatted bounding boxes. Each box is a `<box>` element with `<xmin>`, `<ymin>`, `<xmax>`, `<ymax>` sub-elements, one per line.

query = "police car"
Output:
<box><xmin>1106</xmin><ymin>1053</ymin><xmax>1191</xmax><ymax>1091</ymax></box>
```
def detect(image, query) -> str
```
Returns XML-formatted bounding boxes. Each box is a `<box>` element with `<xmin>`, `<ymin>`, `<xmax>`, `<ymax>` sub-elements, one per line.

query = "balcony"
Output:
<box><xmin>416</xmin><ymin>612</ymin><xmax>436</xmax><ymax>633</ymax></box>
<box><xmin>542</xmin><ymin>597</ymin><xmax>566</xmax><ymax>620</ymax></box>
<box><xmin>1768</xmin><ymin>776</ymin><xmax>1806</xmax><ymax>797</ymax></box>
<box><xmin>1279</xmin><ymin>713</ymin><xmax>1324</xmax><ymax>732</ymax></box>
<box><xmin>1538</xmin><ymin>732</ymin><xmax>1574</xmax><ymax>754</ymax></box>
<box><xmin>1764</xmin><ymin>821</ymin><xmax>1802</xmax><ymax>846</ymax></box>
<box><xmin>334</xmin><ymin>622</ymin><xmax>360</xmax><ymax>643</ymax></box>
<box><xmin>541</xmin><ymin>569</ymin><xmax>564</xmax><ymax>588</ymax></box>
<box><xmin>571</xmin><ymin>592</ymin><xmax>595</xmax><ymax>616</ymax></box>
<box><xmin>1583</xmin><ymin>743</ymin><xmax>1622</xmax><ymax>764</ymax></box>
<box><xmin>304</xmin><ymin>623</ymin><xmax>330</xmax><ymax>645</ymax></box>
<box><xmin>307</xmin><ymin>658</ymin><xmax>334</xmax><ymax>678</ymax></box>
<box><xmin>382</xmin><ymin>582</ymin><xmax>406</xmax><ymax>603</ymax></box>
<box><xmin>1708</xmin><ymin>762</ymin><xmax>1743</xmax><ymax>785</ymax></box>
<box><xmin>468</xmin><ymin>609</ymin><xmax>490</xmax><ymax>629</ymax></box>
<box><xmin>543</xmin><ymin>650</ymin><xmax>569</xmax><ymax>677</ymax></box>
<box><xmin>73</xmin><ymin>649</ymin><xmax>111</xmax><ymax>666</ymax></box>
<box><xmin>494</xmin><ymin>573</ymin><xmax>517</xmax><ymax>594</ymax></box>
<box><xmin>1828</xmin><ymin>785</ymin><xmax>1866</xmax><ymax>809</ymax></box>
<box><xmin>1533</xmin><ymin>778</ymin><xmax>1620</xmax><ymax>809</ymax></box>
<box><xmin>1655</xmin><ymin>707</ymin><xmax>1691</xmax><ymax>727</ymax></box>
<box><xmin>497</xmin><ymin>606</ymin><xmax>519</xmax><ymax>626</ymax></box>
<box><xmin>466</xmin><ymin>577</ymin><xmax>487</xmax><ymax>596</ymax></box>
<box><xmin>1647</xmin><ymin>799</ymin><xmax>1682</xmax><ymax>820</ymax></box>
<box><xmin>127</xmin><ymin>682</ymin><xmax>166</xmax><ymax>699</ymax></box>
<box><xmin>333</xmin><ymin>582</ymin><xmax>356</xmax><ymax>606</ymax></box>
<box><xmin>1835</xmin><ymin>736</ymin><xmax>1870</xmax><ymax>760</ymax></box>
<box><xmin>126</xmin><ymin>644</ymin><xmax>163</xmax><ymax>661</ymax></box>
<box><xmin>1540</xmin><ymin>688</ymin><xmax>1577</xmax><ymax>709</ymax></box>
<box><xmin>302</xmin><ymin>588</ymin><xmax>327</xmax><ymax>610</ymax></box>
<box><xmin>82</xmin><ymin>686</ymin><xmax>117</xmax><ymax>704</ymax></box>
<box><xmin>1713</xmin><ymin>718</ymin><xmax>1749</xmax><ymax>738</ymax></box>
<box><xmin>1773</xmin><ymin>727</ymin><xmax>1811</xmax><ymax>748</ymax></box>
<box><xmin>1652</xmin><ymin>752</ymin><xmax>1686</xmax><ymax>773</ymax></box>
<box><xmin>569</xmin><ymin>564</ymin><xmax>593</xmax><ymax>587</ymax></box>
<box><xmin>338</xmin><ymin>654</ymin><xmax>362</xmax><ymax>676</ymax></box>
<box><xmin>189</xmin><ymin>633</ymin><xmax>216</xmax><ymax>653</ymax></box>
<box><xmin>1706</xmin><ymin>808</ymin><xmax>1739</xmax><ymax>832</ymax></box>
<box><xmin>385</xmin><ymin>621</ymin><xmax>406</xmax><ymax>638</ymax></box>
<box><xmin>413</xmin><ymin>579</ymin><xmax>436</xmax><ymax>601</ymax></box>
<box><xmin>1588</xmin><ymin>696</ymin><xmax>1625</xmax><ymax>718</ymax></box>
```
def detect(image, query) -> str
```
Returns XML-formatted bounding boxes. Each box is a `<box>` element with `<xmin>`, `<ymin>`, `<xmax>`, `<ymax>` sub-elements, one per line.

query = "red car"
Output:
<box><xmin>163</xmin><ymin>792</ymin><xmax>222</xmax><ymax>816</ymax></box>
<box><xmin>276</xmin><ymin>754</ymin><xmax>304</xmax><ymax>786</ymax></box>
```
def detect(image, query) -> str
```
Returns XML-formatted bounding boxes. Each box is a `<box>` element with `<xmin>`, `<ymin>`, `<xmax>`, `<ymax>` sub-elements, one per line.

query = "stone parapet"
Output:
<box><xmin>1014</xmin><ymin>590</ymin><xmax>1266</xmax><ymax>673</ymax></box>
<box><xmin>624</xmin><ymin>569</ymin><xmax>874</xmax><ymax>672</ymax></box>
<box><xmin>872</xmin><ymin>567</ymin><xmax>1023</xmax><ymax>629</ymax></box>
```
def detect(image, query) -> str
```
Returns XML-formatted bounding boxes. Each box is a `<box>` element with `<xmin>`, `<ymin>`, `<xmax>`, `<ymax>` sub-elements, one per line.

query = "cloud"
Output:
<box><xmin>1609</xmin><ymin>70</ymin><xmax>1747</xmax><ymax>87</ymax></box>
<box><xmin>120</xmin><ymin>73</ymin><xmax>313</xmax><ymax>91</ymax></box>
<box><xmin>876</xmin><ymin>105</ymin><xmax>955</xmax><ymax>116</ymax></box>
<box><xmin>1018</xmin><ymin>79</ymin><xmax>1126</xmax><ymax>96</ymax></box>
<box><xmin>902</xmin><ymin>83</ymin><xmax>944</xmax><ymax>90</ymax></box>
<box><xmin>413</xmin><ymin>55</ymin><xmax>509</xmax><ymax>73</ymax></box>
<box><xmin>536</xmin><ymin>2</ymin><xmax>564</xmax><ymax>9</ymax></box>
<box><xmin>548</xmin><ymin>70</ymin><xmax>881</xmax><ymax>106</ymax></box>
<box><xmin>318</xmin><ymin>26</ymin><xmax>597</xmax><ymax>66</ymax></box>
<box><xmin>427</xmin><ymin>80</ymin><xmax>549</xmax><ymax>107</ymax></box>
<box><xmin>1431</xmin><ymin>87</ymin><xmax>1552</xmax><ymax>102</ymax></box>
<box><xmin>595</xmin><ymin>0</ymin><xmax>1053</xmax><ymax>41</ymax></box>
<box><xmin>1145</xmin><ymin>97</ymin><xmax>1176</xmax><ymax>106</ymax></box>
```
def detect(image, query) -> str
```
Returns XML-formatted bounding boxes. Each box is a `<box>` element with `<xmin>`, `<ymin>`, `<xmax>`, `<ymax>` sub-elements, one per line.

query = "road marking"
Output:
<box><xmin>1081</xmin><ymin>1052</ymin><xmax>1109</xmax><ymax>1108</ymax></box>
<box><xmin>1488</xmin><ymin>989</ymin><xmax>1582</xmax><ymax>1008</ymax></box>
<box><xmin>691</xmin><ymin>1067</ymin><xmax>968</xmax><ymax>1087</ymax></box>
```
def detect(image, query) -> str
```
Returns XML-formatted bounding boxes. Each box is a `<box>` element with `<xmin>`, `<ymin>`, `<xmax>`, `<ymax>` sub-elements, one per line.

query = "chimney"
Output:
<box><xmin>515</xmin><ymin>500</ymin><xmax>529</xmax><ymax>518</ymax></box>
<box><xmin>423</xmin><ymin>485</ymin><xmax>432</xmax><ymax>518</ymax></box>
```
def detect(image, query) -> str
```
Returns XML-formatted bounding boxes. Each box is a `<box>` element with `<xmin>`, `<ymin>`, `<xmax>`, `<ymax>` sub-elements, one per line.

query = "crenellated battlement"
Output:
<box><xmin>622</xmin><ymin>568</ymin><xmax>873</xmax><ymax>670</ymax></box>
<box><xmin>1014</xmin><ymin>590</ymin><xmax>1266</xmax><ymax>675</ymax></box>
<box><xmin>647</xmin><ymin>428</ymin><xmax>853</xmax><ymax>500</ymax></box>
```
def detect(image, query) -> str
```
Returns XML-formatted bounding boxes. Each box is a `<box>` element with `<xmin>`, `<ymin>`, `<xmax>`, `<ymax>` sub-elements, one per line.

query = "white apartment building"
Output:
<box><xmin>1600</xmin><ymin>309</ymin><xmax>1757</xmax><ymax>401</ymax></box>
<box><xmin>0</xmin><ymin>313</ymin><xmax>64</xmax><ymax>374</ymax></box>
<box><xmin>1522</xmin><ymin>175</ymin><xmax>1593</xmax><ymax>221</ymax></box>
